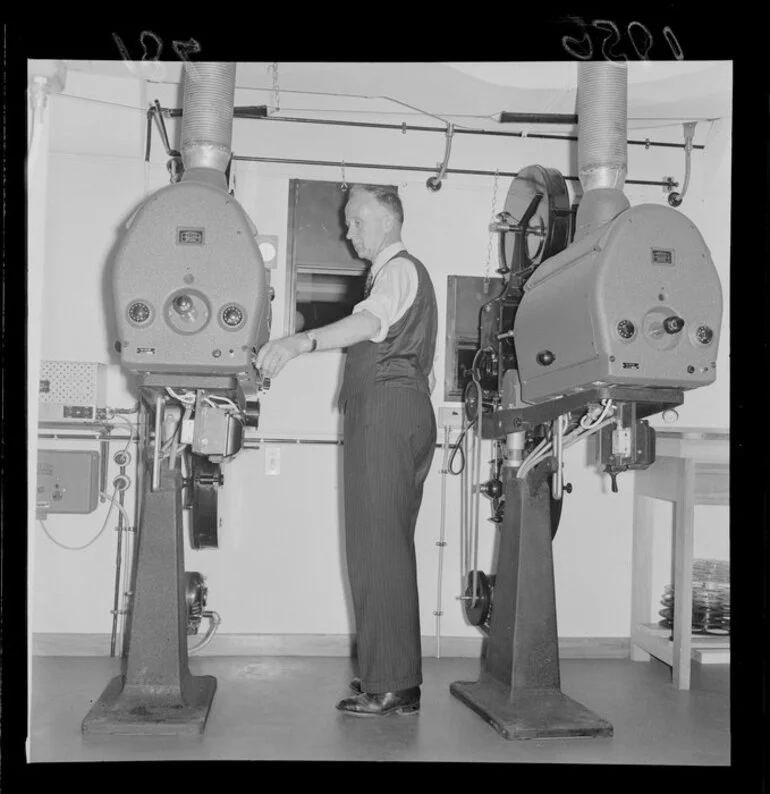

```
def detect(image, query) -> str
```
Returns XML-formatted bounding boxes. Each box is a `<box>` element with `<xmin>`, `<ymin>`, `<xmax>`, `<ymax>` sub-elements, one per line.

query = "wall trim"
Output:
<box><xmin>32</xmin><ymin>633</ymin><xmax>630</xmax><ymax>659</ymax></box>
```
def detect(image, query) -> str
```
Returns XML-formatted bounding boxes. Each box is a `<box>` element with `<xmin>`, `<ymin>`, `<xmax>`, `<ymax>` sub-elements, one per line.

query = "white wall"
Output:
<box><xmin>30</xmin><ymin>64</ymin><xmax>730</xmax><ymax>647</ymax></box>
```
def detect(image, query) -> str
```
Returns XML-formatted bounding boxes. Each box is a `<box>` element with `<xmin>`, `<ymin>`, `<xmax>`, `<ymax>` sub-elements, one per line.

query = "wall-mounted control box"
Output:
<box><xmin>36</xmin><ymin>450</ymin><xmax>101</xmax><ymax>518</ymax></box>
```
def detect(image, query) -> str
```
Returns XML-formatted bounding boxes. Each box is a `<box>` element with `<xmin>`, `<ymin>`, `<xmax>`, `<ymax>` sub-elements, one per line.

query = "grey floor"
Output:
<box><xmin>28</xmin><ymin>655</ymin><xmax>729</xmax><ymax>764</ymax></box>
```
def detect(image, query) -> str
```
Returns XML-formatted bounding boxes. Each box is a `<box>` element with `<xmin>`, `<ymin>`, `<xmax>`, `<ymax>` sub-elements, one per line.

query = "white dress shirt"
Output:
<box><xmin>352</xmin><ymin>241</ymin><xmax>418</xmax><ymax>344</ymax></box>
<box><xmin>351</xmin><ymin>241</ymin><xmax>436</xmax><ymax>393</ymax></box>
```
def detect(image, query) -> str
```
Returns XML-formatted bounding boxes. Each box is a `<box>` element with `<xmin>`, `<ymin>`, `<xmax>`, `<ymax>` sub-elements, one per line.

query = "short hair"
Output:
<box><xmin>348</xmin><ymin>184</ymin><xmax>404</xmax><ymax>225</ymax></box>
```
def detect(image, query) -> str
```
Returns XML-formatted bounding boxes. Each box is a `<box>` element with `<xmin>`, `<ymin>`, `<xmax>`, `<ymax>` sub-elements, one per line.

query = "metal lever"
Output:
<box><xmin>426</xmin><ymin>123</ymin><xmax>455</xmax><ymax>191</ymax></box>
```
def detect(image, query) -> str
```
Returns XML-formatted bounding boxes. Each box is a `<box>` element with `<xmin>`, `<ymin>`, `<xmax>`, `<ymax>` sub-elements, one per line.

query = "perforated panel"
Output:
<box><xmin>39</xmin><ymin>361</ymin><xmax>103</xmax><ymax>404</ymax></box>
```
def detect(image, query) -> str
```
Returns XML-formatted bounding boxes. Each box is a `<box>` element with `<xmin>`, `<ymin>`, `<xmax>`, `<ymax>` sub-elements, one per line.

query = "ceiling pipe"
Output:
<box><xmin>158</xmin><ymin>104</ymin><xmax>704</xmax><ymax>150</ymax></box>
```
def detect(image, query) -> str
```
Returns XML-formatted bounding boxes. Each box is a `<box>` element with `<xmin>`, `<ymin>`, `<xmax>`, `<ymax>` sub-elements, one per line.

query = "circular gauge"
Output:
<box><xmin>616</xmin><ymin>319</ymin><xmax>636</xmax><ymax>341</ymax></box>
<box><xmin>127</xmin><ymin>300</ymin><xmax>153</xmax><ymax>326</ymax></box>
<box><xmin>220</xmin><ymin>304</ymin><xmax>246</xmax><ymax>330</ymax></box>
<box><xmin>694</xmin><ymin>325</ymin><xmax>714</xmax><ymax>346</ymax></box>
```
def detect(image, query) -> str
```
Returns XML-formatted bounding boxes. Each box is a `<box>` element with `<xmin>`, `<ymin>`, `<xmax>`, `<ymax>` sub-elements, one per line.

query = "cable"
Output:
<box><xmin>517</xmin><ymin>402</ymin><xmax>618</xmax><ymax>480</ymax></box>
<box><xmin>580</xmin><ymin>399</ymin><xmax>614</xmax><ymax>430</ymax></box>
<box><xmin>448</xmin><ymin>419</ymin><xmax>472</xmax><ymax>475</ymax></box>
<box><xmin>37</xmin><ymin>488</ymin><xmax>128</xmax><ymax>551</ymax></box>
<box><xmin>166</xmin><ymin>386</ymin><xmax>196</xmax><ymax>405</ymax></box>
<box><xmin>108</xmin><ymin>414</ymin><xmax>137</xmax><ymax>452</ymax></box>
<box><xmin>189</xmin><ymin>611</ymin><xmax>221</xmax><ymax>654</ymax></box>
<box><xmin>51</xmin><ymin>92</ymin><xmax>147</xmax><ymax>114</ymax></box>
<box><xmin>98</xmin><ymin>491</ymin><xmax>132</xmax><ymax>526</ymax></box>
<box><xmin>434</xmin><ymin>425</ymin><xmax>451</xmax><ymax>659</ymax></box>
<box><xmin>470</xmin><ymin>378</ymin><xmax>484</xmax><ymax>607</ymax></box>
<box><xmin>204</xmin><ymin>395</ymin><xmax>239</xmax><ymax>411</ymax></box>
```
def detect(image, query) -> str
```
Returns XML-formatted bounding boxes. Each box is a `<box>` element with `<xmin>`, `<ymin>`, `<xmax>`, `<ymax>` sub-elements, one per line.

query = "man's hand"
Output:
<box><xmin>254</xmin><ymin>334</ymin><xmax>310</xmax><ymax>379</ymax></box>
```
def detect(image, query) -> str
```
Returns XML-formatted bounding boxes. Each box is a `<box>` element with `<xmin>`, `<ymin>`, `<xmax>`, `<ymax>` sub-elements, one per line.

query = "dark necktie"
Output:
<box><xmin>364</xmin><ymin>270</ymin><xmax>374</xmax><ymax>298</ymax></box>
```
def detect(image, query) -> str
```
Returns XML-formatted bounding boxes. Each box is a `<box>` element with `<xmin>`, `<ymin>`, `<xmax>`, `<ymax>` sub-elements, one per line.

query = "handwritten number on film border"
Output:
<box><xmin>562</xmin><ymin>19</ymin><xmax>684</xmax><ymax>61</ymax></box>
<box><xmin>112</xmin><ymin>32</ymin><xmax>203</xmax><ymax>80</ymax></box>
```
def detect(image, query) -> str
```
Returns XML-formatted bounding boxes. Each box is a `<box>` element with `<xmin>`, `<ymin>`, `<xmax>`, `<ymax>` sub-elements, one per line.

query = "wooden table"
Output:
<box><xmin>630</xmin><ymin>427</ymin><xmax>729</xmax><ymax>689</ymax></box>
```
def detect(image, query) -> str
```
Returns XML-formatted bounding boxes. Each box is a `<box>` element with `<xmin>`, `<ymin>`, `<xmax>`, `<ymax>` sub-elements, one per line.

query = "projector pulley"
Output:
<box><xmin>184</xmin><ymin>452</ymin><xmax>223</xmax><ymax>550</ymax></box>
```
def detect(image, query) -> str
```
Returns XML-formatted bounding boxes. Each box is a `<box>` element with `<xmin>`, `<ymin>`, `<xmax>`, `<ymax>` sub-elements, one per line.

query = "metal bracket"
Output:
<box><xmin>146</xmin><ymin>100</ymin><xmax>183</xmax><ymax>181</ymax></box>
<box><xmin>662</xmin><ymin>176</ymin><xmax>677</xmax><ymax>194</ymax></box>
<box><xmin>426</xmin><ymin>123</ymin><xmax>455</xmax><ymax>191</ymax></box>
<box><xmin>667</xmin><ymin>121</ymin><xmax>697</xmax><ymax>207</ymax></box>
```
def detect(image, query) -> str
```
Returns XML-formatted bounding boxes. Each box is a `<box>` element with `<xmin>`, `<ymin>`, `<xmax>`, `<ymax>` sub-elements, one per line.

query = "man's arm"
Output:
<box><xmin>255</xmin><ymin>310</ymin><xmax>381</xmax><ymax>379</ymax></box>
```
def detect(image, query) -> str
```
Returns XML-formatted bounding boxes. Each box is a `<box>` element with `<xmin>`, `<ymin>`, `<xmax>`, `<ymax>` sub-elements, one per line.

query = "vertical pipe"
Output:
<box><xmin>460</xmin><ymin>420</ymin><xmax>471</xmax><ymax>576</ymax></box>
<box><xmin>434</xmin><ymin>426</ymin><xmax>451</xmax><ymax>659</ymax></box>
<box><xmin>152</xmin><ymin>395</ymin><xmax>163</xmax><ymax>491</ymax></box>
<box><xmin>109</xmin><ymin>485</ymin><xmax>126</xmax><ymax>657</ymax></box>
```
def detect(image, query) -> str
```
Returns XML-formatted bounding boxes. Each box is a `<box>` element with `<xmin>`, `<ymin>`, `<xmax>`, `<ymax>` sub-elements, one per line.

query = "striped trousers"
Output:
<box><xmin>343</xmin><ymin>385</ymin><xmax>437</xmax><ymax>693</ymax></box>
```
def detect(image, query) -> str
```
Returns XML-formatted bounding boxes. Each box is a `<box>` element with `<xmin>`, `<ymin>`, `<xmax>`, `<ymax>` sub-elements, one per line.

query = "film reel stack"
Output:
<box><xmin>658</xmin><ymin>558</ymin><xmax>730</xmax><ymax>636</ymax></box>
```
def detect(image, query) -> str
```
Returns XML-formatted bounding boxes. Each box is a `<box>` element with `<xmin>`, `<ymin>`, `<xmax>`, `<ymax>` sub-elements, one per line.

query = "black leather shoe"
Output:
<box><xmin>336</xmin><ymin>687</ymin><xmax>420</xmax><ymax>717</ymax></box>
<box><xmin>350</xmin><ymin>677</ymin><xmax>363</xmax><ymax>693</ymax></box>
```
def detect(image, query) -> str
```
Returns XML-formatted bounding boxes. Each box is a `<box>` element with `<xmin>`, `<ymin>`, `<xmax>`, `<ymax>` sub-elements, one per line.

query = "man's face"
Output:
<box><xmin>344</xmin><ymin>192</ymin><xmax>392</xmax><ymax>262</ymax></box>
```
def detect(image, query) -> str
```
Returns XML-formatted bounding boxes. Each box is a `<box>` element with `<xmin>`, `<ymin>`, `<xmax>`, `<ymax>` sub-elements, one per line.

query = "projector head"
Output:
<box><xmin>112</xmin><ymin>170</ymin><xmax>270</xmax><ymax>392</ymax></box>
<box><xmin>513</xmin><ymin>203</ymin><xmax>722</xmax><ymax>405</ymax></box>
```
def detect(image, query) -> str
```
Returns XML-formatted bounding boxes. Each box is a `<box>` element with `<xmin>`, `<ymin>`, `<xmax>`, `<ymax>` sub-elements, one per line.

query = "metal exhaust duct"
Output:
<box><xmin>180</xmin><ymin>62</ymin><xmax>237</xmax><ymax>185</ymax></box>
<box><xmin>573</xmin><ymin>62</ymin><xmax>631</xmax><ymax>242</ymax></box>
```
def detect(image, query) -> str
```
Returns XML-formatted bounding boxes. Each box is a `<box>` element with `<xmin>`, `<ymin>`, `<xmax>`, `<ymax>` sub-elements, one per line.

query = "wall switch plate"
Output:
<box><xmin>257</xmin><ymin>235</ymin><xmax>279</xmax><ymax>269</ymax></box>
<box><xmin>265</xmin><ymin>446</ymin><xmax>280</xmax><ymax>475</ymax></box>
<box><xmin>438</xmin><ymin>406</ymin><xmax>465</xmax><ymax>429</ymax></box>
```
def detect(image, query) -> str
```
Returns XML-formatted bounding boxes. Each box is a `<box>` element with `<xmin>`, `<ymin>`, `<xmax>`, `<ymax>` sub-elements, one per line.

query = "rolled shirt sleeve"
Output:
<box><xmin>352</xmin><ymin>257</ymin><xmax>418</xmax><ymax>343</ymax></box>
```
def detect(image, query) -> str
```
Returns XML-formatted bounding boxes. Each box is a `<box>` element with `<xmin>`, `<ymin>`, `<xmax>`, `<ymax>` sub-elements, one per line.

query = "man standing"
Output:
<box><xmin>255</xmin><ymin>184</ymin><xmax>437</xmax><ymax>716</ymax></box>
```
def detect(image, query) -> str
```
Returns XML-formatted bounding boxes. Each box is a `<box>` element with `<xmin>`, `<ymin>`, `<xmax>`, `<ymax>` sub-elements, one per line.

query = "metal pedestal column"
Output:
<box><xmin>450</xmin><ymin>464</ymin><xmax>613</xmax><ymax>740</ymax></box>
<box><xmin>82</xmin><ymin>464</ymin><xmax>217</xmax><ymax>736</ymax></box>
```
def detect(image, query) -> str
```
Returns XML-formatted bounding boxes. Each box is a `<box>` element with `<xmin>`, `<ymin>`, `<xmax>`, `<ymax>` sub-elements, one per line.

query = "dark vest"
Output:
<box><xmin>338</xmin><ymin>250</ymin><xmax>437</xmax><ymax>407</ymax></box>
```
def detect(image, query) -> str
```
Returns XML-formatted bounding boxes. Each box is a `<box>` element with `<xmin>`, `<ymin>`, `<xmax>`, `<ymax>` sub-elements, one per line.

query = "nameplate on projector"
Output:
<box><xmin>177</xmin><ymin>228</ymin><xmax>205</xmax><ymax>245</ymax></box>
<box><xmin>650</xmin><ymin>248</ymin><xmax>674</xmax><ymax>266</ymax></box>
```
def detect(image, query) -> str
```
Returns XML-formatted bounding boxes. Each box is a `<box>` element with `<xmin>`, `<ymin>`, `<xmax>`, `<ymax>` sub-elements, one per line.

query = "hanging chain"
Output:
<box><xmin>341</xmin><ymin>160</ymin><xmax>348</xmax><ymax>190</ymax></box>
<box><xmin>269</xmin><ymin>62</ymin><xmax>280</xmax><ymax>114</ymax></box>
<box><xmin>484</xmin><ymin>169</ymin><xmax>500</xmax><ymax>292</ymax></box>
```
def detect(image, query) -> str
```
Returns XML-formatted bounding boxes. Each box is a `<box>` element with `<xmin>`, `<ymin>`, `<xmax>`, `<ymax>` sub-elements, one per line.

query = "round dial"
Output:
<box><xmin>695</xmin><ymin>325</ymin><xmax>714</xmax><ymax>345</ymax></box>
<box><xmin>222</xmin><ymin>305</ymin><xmax>245</xmax><ymax>328</ymax></box>
<box><xmin>128</xmin><ymin>301</ymin><xmax>151</xmax><ymax>324</ymax></box>
<box><xmin>617</xmin><ymin>320</ymin><xmax>636</xmax><ymax>340</ymax></box>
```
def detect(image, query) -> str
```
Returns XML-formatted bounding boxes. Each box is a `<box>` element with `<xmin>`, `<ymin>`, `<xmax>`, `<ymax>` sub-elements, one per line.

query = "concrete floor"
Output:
<box><xmin>27</xmin><ymin>655</ymin><xmax>729</xmax><ymax>764</ymax></box>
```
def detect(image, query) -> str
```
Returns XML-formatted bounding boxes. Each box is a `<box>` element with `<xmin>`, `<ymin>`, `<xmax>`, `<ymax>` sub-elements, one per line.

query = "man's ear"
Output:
<box><xmin>382</xmin><ymin>214</ymin><xmax>395</xmax><ymax>232</ymax></box>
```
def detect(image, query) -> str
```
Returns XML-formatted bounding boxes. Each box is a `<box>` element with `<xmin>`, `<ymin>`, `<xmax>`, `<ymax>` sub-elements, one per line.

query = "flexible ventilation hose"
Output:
<box><xmin>577</xmin><ymin>61</ymin><xmax>628</xmax><ymax>192</ymax></box>
<box><xmin>181</xmin><ymin>62</ymin><xmax>237</xmax><ymax>174</ymax></box>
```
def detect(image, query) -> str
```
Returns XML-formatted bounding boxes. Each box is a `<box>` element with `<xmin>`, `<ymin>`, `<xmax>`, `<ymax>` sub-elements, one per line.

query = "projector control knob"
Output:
<box><xmin>695</xmin><ymin>325</ymin><xmax>714</xmax><ymax>345</ymax></box>
<box><xmin>537</xmin><ymin>350</ymin><xmax>555</xmax><ymax>366</ymax></box>
<box><xmin>222</xmin><ymin>305</ymin><xmax>245</xmax><ymax>327</ymax></box>
<box><xmin>174</xmin><ymin>295</ymin><xmax>193</xmax><ymax>314</ymax></box>
<box><xmin>617</xmin><ymin>320</ymin><xmax>636</xmax><ymax>340</ymax></box>
<box><xmin>128</xmin><ymin>301</ymin><xmax>151</xmax><ymax>324</ymax></box>
<box><xmin>663</xmin><ymin>316</ymin><xmax>685</xmax><ymax>334</ymax></box>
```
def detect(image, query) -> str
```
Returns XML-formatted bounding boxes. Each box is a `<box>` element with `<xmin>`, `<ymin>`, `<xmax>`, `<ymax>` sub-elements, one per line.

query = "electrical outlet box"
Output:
<box><xmin>36</xmin><ymin>450</ymin><xmax>101</xmax><ymax>517</ymax></box>
<box><xmin>38</xmin><ymin>360</ymin><xmax>106</xmax><ymax>423</ymax></box>
<box><xmin>265</xmin><ymin>446</ymin><xmax>280</xmax><ymax>475</ymax></box>
<box><xmin>438</xmin><ymin>406</ymin><xmax>465</xmax><ymax>429</ymax></box>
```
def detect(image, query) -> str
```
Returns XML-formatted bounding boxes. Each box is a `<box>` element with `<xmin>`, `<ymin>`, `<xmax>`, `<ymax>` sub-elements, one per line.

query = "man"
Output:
<box><xmin>255</xmin><ymin>184</ymin><xmax>437</xmax><ymax>717</ymax></box>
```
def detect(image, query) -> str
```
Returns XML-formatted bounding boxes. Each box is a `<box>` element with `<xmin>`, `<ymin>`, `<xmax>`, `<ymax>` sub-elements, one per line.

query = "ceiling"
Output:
<box><xmin>53</xmin><ymin>60</ymin><xmax>732</xmax><ymax>128</ymax></box>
